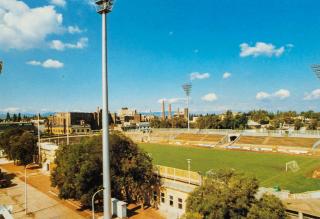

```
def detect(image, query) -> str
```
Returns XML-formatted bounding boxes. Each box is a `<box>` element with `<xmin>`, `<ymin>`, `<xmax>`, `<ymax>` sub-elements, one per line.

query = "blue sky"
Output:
<box><xmin>0</xmin><ymin>0</ymin><xmax>320</xmax><ymax>114</ymax></box>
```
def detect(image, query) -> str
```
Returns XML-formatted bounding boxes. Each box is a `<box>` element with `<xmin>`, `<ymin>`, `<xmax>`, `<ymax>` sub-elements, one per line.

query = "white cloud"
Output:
<box><xmin>202</xmin><ymin>93</ymin><xmax>218</xmax><ymax>102</ymax></box>
<box><xmin>240</xmin><ymin>42</ymin><xmax>285</xmax><ymax>57</ymax></box>
<box><xmin>67</xmin><ymin>25</ymin><xmax>83</xmax><ymax>34</ymax></box>
<box><xmin>50</xmin><ymin>40</ymin><xmax>64</xmax><ymax>50</ymax></box>
<box><xmin>168</xmin><ymin>98</ymin><xmax>186</xmax><ymax>103</ymax></box>
<box><xmin>50</xmin><ymin>0</ymin><xmax>66</xmax><ymax>7</ymax></box>
<box><xmin>1</xmin><ymin>107</ymin><xmax>20</xmax><ymax>113</ymax></box>
<box><xmin>256</xmin><ymin>89</ymin><xmax>290</xmax><ymax>100</ymax></box>
<box><xmin>222</xmin><ymin>72</ymin><xmax>231</xmax><ymax>79</ymax></box>
<box><xmin>0</xmin><ymin>0</ymin><xmax>63</xmax><ymax>50</ymax></box>
<box><xmin>304</xmin><ymin>89</ymin><xmax>320</xmax><ymax>100</ymax></box>
<box><xmin>26</xmin><ymin>60</ymin><xmax>42</xmax><ymax>66</ymax></box>
<box><xmin>286</xmin><ymin>43</ymin><xmax>294</xmax><ymax>48</ymax></box>
<box><xmin>158</xmin><ymin>98</ymin><xmax>186</xmax><ymax>104</ymax></box>
<box><xmin>50</xmin><ymin>37</ymin><xmax>88</xmax><ymax>51</ymax></box>
<box><xmin>86</xmin><ymin>0</ymin><xmax>96</xmax><ymax>7</ymax></box>
<box><xmin>274</xmin><ymin>89</ymin><xmax>290</xmax><ymax>99</ymax></box>
<box><xmin>27</xmin><ymin>59</ymin><xmax>64</xmax><ymax>69</ymax></box>
<box><xmin>42</xmin><ymin>59</ymin><xmax>64</xmax><ymax>68</ymax></box>
<box><xmin>158</xmin><ymin>98</ymin><xmax>166</xmax><ymax>103</ymax></box>
<box><xmin>256</xmin><ymin>92</ymin><xmax>271</xmax><ymax>100</ymax></box>
<box><xmin>190</xmin><ymin>72</ymin><xmax>210</xmax><ymax>80</ymax></box>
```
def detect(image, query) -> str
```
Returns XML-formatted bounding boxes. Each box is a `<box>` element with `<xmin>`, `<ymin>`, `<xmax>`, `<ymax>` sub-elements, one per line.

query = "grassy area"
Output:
<box><xmin>139</xmin><ymin>143</ymin><xmax>320</xmax><ymax>193</ymax></box>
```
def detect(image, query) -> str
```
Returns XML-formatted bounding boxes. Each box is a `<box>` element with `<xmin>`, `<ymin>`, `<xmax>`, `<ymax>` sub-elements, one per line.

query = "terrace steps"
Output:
<box><xmin>237</xmin><ymin>136</ymin><xmax>319</xmax><ymax>148</ymax></box>
<box><xmin>174</xmin><ymin>133</ymin><xmax>225</xmax><ymax>143</ymax></box>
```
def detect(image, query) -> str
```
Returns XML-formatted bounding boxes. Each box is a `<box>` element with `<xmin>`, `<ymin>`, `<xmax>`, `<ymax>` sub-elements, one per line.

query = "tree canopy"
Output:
<box><xmin>247</xmin><ymin>194</ymin><xmax>287</xmax><ymax>219</ymax></box>
<box><xmin>0</xmin><ymin>128</ymin><xmax>37</xmax><ymax>165</ymax></box>
<box><xmin>51</xmin><ymin>132</ymin><xmax>160</xmax><ymax>208</ymax></box>
<box><xmin>185</xmin><ymin>169</ymin><xmax>287</xmax><ymax>219</ymax></box>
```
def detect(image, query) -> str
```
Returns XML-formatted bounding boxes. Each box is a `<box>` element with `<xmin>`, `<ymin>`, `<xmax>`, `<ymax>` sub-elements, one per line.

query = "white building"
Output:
<box><xmin>39</xmin><ymin>142</ymin><xmax>59</xmax><ymax>172</ymax></box>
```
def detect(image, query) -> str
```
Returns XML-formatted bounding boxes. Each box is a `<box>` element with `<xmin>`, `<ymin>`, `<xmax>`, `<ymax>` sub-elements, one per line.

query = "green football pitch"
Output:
<box><xmin>139</xmin><ymin>143</ymin><xmax>320</xmax><ymax>193</ymax></box>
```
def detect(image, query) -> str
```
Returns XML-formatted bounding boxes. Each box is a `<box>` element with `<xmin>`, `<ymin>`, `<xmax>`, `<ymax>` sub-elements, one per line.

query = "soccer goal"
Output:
<box><xmin>286</xmin><ymin>160</ymin><xmax>300</xmax><ymax>172</ymax></box>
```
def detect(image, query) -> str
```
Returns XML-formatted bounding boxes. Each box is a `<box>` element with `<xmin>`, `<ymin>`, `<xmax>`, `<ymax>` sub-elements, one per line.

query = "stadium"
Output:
<box><xmin>123</xmin><ymin>128</ymin><xmax>320</xmax><ymax>193</ymax></box>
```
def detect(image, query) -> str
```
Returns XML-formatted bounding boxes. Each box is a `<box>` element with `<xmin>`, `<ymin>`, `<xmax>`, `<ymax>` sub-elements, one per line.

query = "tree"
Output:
<box><xmin>150</xmin><ymin>118</ymin><xmax>161</xmax><ymax>128</ymax></box>
<box><xmin>6</xmin><ymin>112</ymin><xmax>10</xmax><ymax>121</ymax></box>
<box><xmin>51</xmin><ymin>132</ymin><xmax>160</xmax><ymax>208</ymax></box>
<box><xmin>11</xmin><ymin>132</ymin><xmax>37</xmax><ymax>165</ymax></box>
<box><xmin>185</xmin><ymin>169</ymin><xmax>286</xmax><ymax>219</ymax></box>
<box><xmin>294</xmin><ymin>119</ymin><xmax>303</xmax><ymax>130</ymax></box>
<box><xmin>0</xmin><ymin>128</ymin><xmax>37</xmax><ymax>165</ymax></box>
<box><xmin>182</xmin><ymin>212</ymin><xmax>203</xmax><ymax>219</ymax></box>
<box><xmin>12</xmin><ymin>114</ymin><xmax>17</xmax><ymax>122</ymax></box>
<box><xmin>247</xmin><ymin>194</ymin><xmax>287</xmax><ymax>219</ymax></box>
<box><xmin>308</xmin><ymin>119</ymin><xmax>318</xmax><ymax>130</ymax></box>
<box><xmin>17</xmin><ymin>113</ymin><xmax>21</xmax><ymax>122</ymax></box>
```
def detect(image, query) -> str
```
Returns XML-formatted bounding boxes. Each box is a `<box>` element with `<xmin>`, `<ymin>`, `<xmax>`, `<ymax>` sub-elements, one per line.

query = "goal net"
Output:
<box><xmin>286</xmin><ymin>160</ymin><xmax>300</xmax><ymax>172</ymax></box>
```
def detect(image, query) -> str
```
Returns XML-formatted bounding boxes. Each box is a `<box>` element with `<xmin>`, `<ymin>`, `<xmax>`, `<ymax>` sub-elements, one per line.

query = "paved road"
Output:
<box><xmin>0</xmin><ymin>170</ymin><xmax>85</xmax><ymax>219</ymax></box>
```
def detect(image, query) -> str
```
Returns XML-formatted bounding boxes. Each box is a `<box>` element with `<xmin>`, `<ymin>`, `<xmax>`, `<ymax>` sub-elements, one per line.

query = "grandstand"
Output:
<box><xmin>43</xmin><ymin>128</ymin><xmax>320</xmax><ymax>156</ymax></box>
<box><xmin>175</xmin><ymin>133</ymin><xmax>224</xmax><ymax>143</ymax></box>
<box><xmin>237</xmin><ymin>136</ymin><xmax>319</xmax><ymax>148</ymax></box>
<box><xmin>124</xmin><ymin>129</ymin><xmax>320</xmax><ymax>149</ymax></box>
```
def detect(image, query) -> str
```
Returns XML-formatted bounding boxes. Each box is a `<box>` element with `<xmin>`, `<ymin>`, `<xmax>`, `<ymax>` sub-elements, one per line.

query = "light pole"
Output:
<box><xmin>95</xmin><ymin>1</ymin><xmax>114</xmax><ymax>218</ymax></box>
<box><xmin>92</xmin><ymin>188</ymin><xmax>104</xmax><ymax>219</ymax></box>
<box><xmin>187</xmin><ymin>158</ymin><xmax>191</xmax><ymax>184</ymax></box>
<box><xmin>182</xmin><ymin>83</ymin><xmax>192</xmax><ymax>131</ymax></box>
<box><xmin>25</xmin><ymin>163</ymin><xmax>35</xmax><ymax>215</ymax></box>
<box><xmin>37</xmin><ymin>113</ymin><xmax>41</xmax><ymax>164</ymax></box>
<box><xmin>66</xmin><ymin>113</ymin><xmax>69</xmax><ymax>145</ymax></box>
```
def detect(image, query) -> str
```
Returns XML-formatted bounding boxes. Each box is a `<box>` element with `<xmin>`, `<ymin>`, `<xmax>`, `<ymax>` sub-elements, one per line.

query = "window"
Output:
<box><xmin>161</xmin><ymin>192</ymin><xmax>165</xmax><ymax>203</ymax></box>
<box><xmin>178</xmin><ymin>198</ymin><xmax>183</xmax><ymax>209</ymax></box>
<box><xmin>169</xmin><ymin>195</ymin><xmax>173</xmax><ymax>207</ymax></box>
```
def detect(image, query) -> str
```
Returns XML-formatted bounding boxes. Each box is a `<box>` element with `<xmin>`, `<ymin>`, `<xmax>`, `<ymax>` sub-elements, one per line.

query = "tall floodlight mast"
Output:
<box><xmin>311</xmin><ymin>64</ymin><xmax>320</xmax><ymax>150</ymax></box>
<box><xmin>95</xmin><ymin>1</ymin><xmax>114</xmax><ymax>218</ymax></box>
<box><xmin>311</xmin><ymin>64</ymin><xmax>320</xmax><ymax>79</ymax></box>
<box><xmin>182</xmin><ymin>83</ymin><xmax>192</xmax><ymax>131</ymax></box>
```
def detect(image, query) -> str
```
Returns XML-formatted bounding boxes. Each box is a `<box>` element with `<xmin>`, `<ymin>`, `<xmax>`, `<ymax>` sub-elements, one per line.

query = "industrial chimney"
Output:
<box><xmin>162</xmin><ymin>100</ymin><xmax>165</xmax><ymax>120</ymax></box>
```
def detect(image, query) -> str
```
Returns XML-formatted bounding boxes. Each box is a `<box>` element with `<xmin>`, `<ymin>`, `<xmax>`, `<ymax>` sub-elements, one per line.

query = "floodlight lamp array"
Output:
<box><xmin>95</xmin><ymin>0</ymin><xmax>114</xmax><ymax>14</ymax></box>
<box><xmin>182</xmin><ymin>83</ymin><xmax>192</xmax><ymax>96</ymax></box>
<box><xmin>311</xmin><ymin>64</ymin><xmax>320</xmax><ymax>79</ymax></box>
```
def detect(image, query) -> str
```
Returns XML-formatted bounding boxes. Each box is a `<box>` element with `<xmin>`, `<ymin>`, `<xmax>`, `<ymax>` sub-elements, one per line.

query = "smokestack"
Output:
<box><xmin>168</xmin><ymin>104</ymin><xmax>172</xmax><ymax>120</ymax></box>
<box><xmin>97</xmin><ymin>107</ymin><xmax>100</xmax><ymax>127</ymax></box>
<box><xmin>162</xmin><ymin>100</ymin><xmax>165</xmax><ymax>120</ymax></box>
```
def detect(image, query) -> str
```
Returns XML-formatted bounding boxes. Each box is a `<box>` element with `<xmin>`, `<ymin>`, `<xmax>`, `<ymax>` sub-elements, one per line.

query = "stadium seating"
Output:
<box><xmin>237</xmin><ymin>136</ymin><xmax>319</xmax><ymax>148</ymax></box>
<box><xmin>175</xmin><ymin>133</ymin><xmax>224</xmax><ymax>143</ymax></box>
